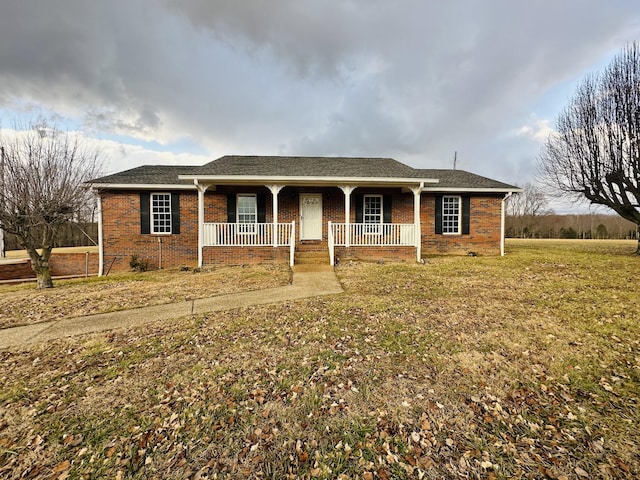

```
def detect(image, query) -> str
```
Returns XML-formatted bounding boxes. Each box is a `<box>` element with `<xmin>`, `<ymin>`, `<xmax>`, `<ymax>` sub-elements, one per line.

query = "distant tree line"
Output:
<box><xmin>506</xmin><ymin>213</ymin><xmax>637</xmax><ymax>240</ymax></box>
<box><xmin>2</xmin><ymin>222</ymin><xmax>98</xmax><ymax>252</ymax></box>
<box><xmin>505</xmin><ymin>182</ymin><xmax>638</xmax><ymax>240</ymax></box>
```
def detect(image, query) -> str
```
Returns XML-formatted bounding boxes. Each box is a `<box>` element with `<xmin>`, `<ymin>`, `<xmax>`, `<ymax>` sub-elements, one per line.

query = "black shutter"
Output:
<box><xmin>171</xmin><ymin>193</ymin><xmax>180</xmax><ymax>234</ymax></box>
<box><xmin>461</xmin><ymin>196</ymin><xmax>471</xmax><ymax>235</ymax></box>
<box><xmin>257</xmin><ymin>193</ymin><xmax>267</xmax><ymax>223</ymax></box>
<box><xmin>140</xmin><ymin>192</ymin><xmax>150</xmax><ymax>234</ymax></box>
<box><xmin>435</xmin><ymin>195</ymin><xmax>443</xmax><ymax>234</ymax></box>
<box><xmin>355</xmin><ymin>194</ymin><xmax>363</xmax><ymax>223</ymax></box>
<box><xmin>383</xmin><ymin>195</ymin><xmax>392</xmax><ymax>223</ymax></box>
<box><xmin>227</xmin><ymin>194</ymin><xmax>236</xmax><ymax>223</ymax></box>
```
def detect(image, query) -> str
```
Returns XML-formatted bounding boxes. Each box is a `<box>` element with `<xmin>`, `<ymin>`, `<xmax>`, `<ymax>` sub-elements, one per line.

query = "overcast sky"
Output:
<box><xmin>1</xmin><ymin>0</ymin><xmax>639</xmax><ymax>208</ymax></box>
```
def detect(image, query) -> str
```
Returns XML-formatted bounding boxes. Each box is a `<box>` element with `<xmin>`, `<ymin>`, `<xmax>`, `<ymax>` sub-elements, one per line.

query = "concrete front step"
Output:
<box><xmin>292</xmin><ymin>264</ymin><xmax>334</xmax><ymax>273</ymax></box>
<box><xmin>296</xmin><ymin>244</ymin><xmax>326</xmax><ymax>252</ymax></box>
<box><xmin>295</xmin><ymin>249</ymin><xmax>329</xmax><ymax>265</ymax></box>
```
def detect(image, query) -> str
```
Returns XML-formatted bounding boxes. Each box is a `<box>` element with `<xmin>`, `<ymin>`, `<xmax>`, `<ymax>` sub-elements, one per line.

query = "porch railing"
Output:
<box><xmin>329</xmin><ymin>223</ymin><xmax>416</xmax><ymax>247</ymax></box>
<box><xmin>328</xmin><ymin>222</ymin><xmax>416</xmax><ymax>266</ymax></box>
<box><xmin>203</xmin><ymin>222</ymin><xmax>294</xmax><ymax>247</ymax></box>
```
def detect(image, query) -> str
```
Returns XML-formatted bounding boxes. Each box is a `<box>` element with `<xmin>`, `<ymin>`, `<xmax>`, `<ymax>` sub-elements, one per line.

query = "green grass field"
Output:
<box><xmin>1</xmin><ymin>240</ymin><xmax>638</xmax><ymax>479</ymax></box>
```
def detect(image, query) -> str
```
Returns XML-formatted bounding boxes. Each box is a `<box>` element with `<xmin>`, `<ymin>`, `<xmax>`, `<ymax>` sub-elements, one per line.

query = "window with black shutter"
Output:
<box><xmin>435</xmin><ymin>195</ymin><xmax>470</xmax><ymax>235</ymax></box>
<box><xmin>140</xmin><ymin>192</ymin><xmax>180</xmax><ymax>234</ymax></box>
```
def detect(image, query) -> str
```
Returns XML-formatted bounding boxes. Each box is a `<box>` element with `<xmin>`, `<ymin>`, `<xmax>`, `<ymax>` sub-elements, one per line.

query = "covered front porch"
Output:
<box><xmin>192</xmin><ymin>182</ymin><xmax>429</xmax><ymax>267</ymax></box>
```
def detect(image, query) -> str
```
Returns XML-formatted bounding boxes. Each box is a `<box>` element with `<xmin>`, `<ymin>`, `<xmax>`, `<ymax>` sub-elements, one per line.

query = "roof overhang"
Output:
<box><xmin>88</xmin><ymin>183</ymin><xmax>198</xmax><ymax>190</ymax></box>
<box><xmin>178</xmin><ymin>175</ymin><xmax>440</xmax><ymax>188</ymax></box>
<box><xmin>421</xmin><ymin>186</ymin><xmax>523</xmax><ymax>194</ymax></box>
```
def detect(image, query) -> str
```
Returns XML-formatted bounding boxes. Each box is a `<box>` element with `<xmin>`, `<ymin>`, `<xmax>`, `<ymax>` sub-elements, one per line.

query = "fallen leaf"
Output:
<box><xmin>53</xmin><ymin>460</ymin><xmax>71</xmax><ymax>473</ymax></box>
<box><xmin>575</xmin><ymin>466</ymin><xmax>589</xmax><ymax>478</ymax></box>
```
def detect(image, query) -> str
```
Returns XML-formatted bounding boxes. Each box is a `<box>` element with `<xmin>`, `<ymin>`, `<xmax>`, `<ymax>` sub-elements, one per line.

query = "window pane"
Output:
<box><xmin>151</xmin><ymin>193</ymin><xmax>171</xmax><ymax>234</ymax></box>
<box><xmin>237</xmin><ymin>195</ymin><xmax>257</xmax><ymax>224</ymax></box>
<box><xmin>364</xmin><ymin>195</ymin><xmax>382</xmax><ymax>224</ymax></box>
<box><xmin>364</xmin><ymin>195</ymin><xmax>382</xmax><ymax>234</ymax></box>
<box><xmin>442</xmin><ymin>196</ymin><xmax>460</xmax><ymax>234</ymax></box>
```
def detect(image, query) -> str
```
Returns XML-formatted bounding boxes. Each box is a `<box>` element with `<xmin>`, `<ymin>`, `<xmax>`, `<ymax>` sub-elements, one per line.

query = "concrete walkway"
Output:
<box><xmin>0</xmin><ymin>266</ymin><xmax>343</xmax><ymax>350</ymax></box>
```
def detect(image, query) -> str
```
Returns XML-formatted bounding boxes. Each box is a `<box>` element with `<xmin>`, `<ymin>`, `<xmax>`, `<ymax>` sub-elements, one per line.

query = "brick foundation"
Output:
<box><xmin>203</xmin><ymin>246</ymin><xmax>290</xmax><ymax>266</ymax></box>
<box><xmin>334</xmin><ymin>246</ymin><xmax>415</xmax><ymax>263</ymax></box>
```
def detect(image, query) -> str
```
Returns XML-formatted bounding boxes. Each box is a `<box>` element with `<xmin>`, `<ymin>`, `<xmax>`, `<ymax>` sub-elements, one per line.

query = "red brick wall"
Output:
<box><xmin>203</xmin><ymin>246</ymin><xmax>290</xmax><ymax>266</ymax></box>
<box><xmin>420</xmin><ymin>194</ymin><xmax>503</xmax><ymax>256</ymax></box>
<box><xmin>210</xmin><ymin>186</ymin><xmax>346</xmax><ymax>245</ymax></box>
<box><xmin>335</xmin><ymin>246</ymin><xmax>415</xmax><ymax>263</ymax></box>
<box><xmin>50</xmin><ymin>252</ymin><xmax>100</xmax><ymax>277</ymax></box>
<box><xmin>101</xmin><ymin>190</ymin><xmax>199</xmax><ymax>272</ymax></box>
<box><xmin>0</xmin><ymin>260</ymin><xmax>34</xmax><ymax>281</ymax></box>
<box><xmin>99</xmin><ymin>188</ymin><xmax>505</xmax><ymax>272</ymax></box>
<box><xmin>0</xmin><ymin>252</ymin><xmax>99</xmax><ymax>281</ymax></box>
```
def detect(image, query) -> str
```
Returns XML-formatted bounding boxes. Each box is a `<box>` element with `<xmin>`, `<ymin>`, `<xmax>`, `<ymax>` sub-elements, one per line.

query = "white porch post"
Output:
<box><xmin>0</xmin><ymin>146</ymin><xmax>4</xmax><ymax>258</ymax></box>
<box><xmin>501</xmin><ymin>192</ymin><xmax>513</xmax><ymax>256</ymax></box>
<box><xmin>96</xmin><ymin>191</ymin><xmax>104</xmax><ymax>276</ymax></box>
<box><xmin>411</xmin><ymin>184</ymin><xmax>423</xmax><ymax>262</ymax></box>
<box><xmin>196</xmin><ymin>181</ymin><xmax>209</xmax><ymax>268</ymax></box>
<box><xmin>266</xmin><ymin>184</ymin><xmax>284</xmax><ymax>247</ymax></box>
<box><xmin>339</xmin><ymin>186</ymin><xmax>356</xmax><ymax>247</ymax></box>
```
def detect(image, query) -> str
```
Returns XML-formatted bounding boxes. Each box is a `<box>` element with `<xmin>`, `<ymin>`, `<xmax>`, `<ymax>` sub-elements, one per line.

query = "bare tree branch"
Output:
<box><xmin>539</xmin><ymin>43</ymin><xmax>640</xmax><ymax>253</ymax></box>
<box><xmin>0</xmin><ymin>121</ymin><xmax>102</xmax><ymax>288</ymax></box>
<box><xmin>505</xmin><ymin>183</ymin><xmax>552</xmax><ymax>238</ymax></box>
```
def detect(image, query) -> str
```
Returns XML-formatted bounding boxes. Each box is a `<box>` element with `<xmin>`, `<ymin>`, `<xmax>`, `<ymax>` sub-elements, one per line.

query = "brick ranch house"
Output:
<box><xmin>88</xmin><ymin>156</ymin><xmax>520</xmax><ymax>274</ymax></box>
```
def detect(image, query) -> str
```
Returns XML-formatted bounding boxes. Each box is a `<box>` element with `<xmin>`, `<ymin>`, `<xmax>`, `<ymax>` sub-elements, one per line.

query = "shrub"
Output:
<box><xmin>129</xmin><ymin>255</ymin><xmax>148</xmax><ymax>272</ymax></box>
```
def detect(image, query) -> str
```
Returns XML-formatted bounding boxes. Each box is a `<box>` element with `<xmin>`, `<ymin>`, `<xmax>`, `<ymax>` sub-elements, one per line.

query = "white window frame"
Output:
<box><xmin>151</xmin><ymin>192</ymin><xmax>172</xmax><ymax>234</ymax></box>
<box><xmin>442</xmin><ymin>195</ymin><xmax>461</xmax><ymax>235</ymax></box>
<box><xmin>364</xmin><ymin>194</ymin><xmax>383</xmax><ymax>234</ymax></box>
<box><xmin>237</xmin><ymin>194</ymin><xmax>257</xmax><ymax>234</ymax></box>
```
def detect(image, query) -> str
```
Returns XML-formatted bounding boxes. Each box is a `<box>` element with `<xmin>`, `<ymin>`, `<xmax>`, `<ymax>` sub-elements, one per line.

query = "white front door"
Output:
<box><xmin>300</xmin><ymin>194</ymin><xmax>323</xmax><ymax>240</ymax></box>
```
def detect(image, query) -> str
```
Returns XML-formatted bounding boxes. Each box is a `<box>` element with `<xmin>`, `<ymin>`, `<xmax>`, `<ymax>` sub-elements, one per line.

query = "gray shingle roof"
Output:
<box><xmin>89</xmin><ymin>165</ymin><xmax>199</xmax><ymax>186</ymax></box>
<box><xmin>88</xmin><ymin>156</ymin><xmax>519</xmax><ymax>191</ymax></box>
<box><xmin>195</xmin><ymin>156</ymin><xmax>420</xmax><ymax>178</ymax></box>
<box><xmin>416</xmin><ymin>169</ymin><xmax>518</xmax><ymax>190</ymax></box>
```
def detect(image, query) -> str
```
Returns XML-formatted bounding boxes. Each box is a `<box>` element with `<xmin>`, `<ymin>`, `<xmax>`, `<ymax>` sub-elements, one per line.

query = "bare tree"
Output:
<box><xmin>505</xmin><ymin>182</ymin><xmax>552</xmax><ymax>237</ymax></box>
<box><xmin>0</xmin><ymin>122</ymin><xmax>102</xmax><ymax>288</ymax></box>
<box><xmin>539</xmin><ymin>43</ymin><xmax>640</xmax><ymax>253</ymax></box>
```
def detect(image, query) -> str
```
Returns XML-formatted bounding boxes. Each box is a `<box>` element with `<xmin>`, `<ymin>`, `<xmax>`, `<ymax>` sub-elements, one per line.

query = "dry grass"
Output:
<box><xmin>0</xmin><ymin>264</ymin><xmax>290</xmax><ymax>329</ymax></box>
<box><xmin>1</xmin><ymin>240</ymin><xmax>639</xmax><ymax>479</ymax></box>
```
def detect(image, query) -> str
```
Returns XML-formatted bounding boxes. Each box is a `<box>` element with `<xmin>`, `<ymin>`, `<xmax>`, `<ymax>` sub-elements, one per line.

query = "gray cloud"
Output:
<box><xmin>1</xmin><ymin>0</ymin><xmax>639</xmax><ymax>184</ymax></box>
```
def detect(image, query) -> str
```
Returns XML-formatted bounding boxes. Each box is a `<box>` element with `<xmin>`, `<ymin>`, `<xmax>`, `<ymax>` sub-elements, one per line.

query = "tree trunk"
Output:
<box><xmin>35</xmin><ymin>263</ymin><xmax>54</xmax><ymax>289</ymax></box>
<box><xmin>27</xmin><ymin>246</ymin><xmax>54</xmax><ymax>289</ymax></box>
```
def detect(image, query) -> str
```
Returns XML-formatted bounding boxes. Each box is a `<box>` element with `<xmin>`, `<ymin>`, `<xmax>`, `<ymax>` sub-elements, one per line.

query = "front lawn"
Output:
<box><xmin>0</xmin><ymin>264</ymin><xmax>290</xmax><ymax>329</ymax></box>
<box><xmin>1</xmin><ymin>240</ymin><xmax>638</xmax><ymax>479</ymax></box>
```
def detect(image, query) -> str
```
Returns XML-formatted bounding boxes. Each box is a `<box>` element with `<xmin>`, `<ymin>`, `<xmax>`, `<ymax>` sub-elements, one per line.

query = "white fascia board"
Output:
<box><xmin>89</xmin><ymin>183</ymin><xmax>200</xmax><ymax>190</ymax></box>
<box><xmin>178</xmin><ymin>175</ymin><xmax>440</xmax><ymax>186</ymax></box>
<box><xmin>421</xmin><ymin>187</ymin><xmax>523</xmax><ymax>194</ymax></box>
